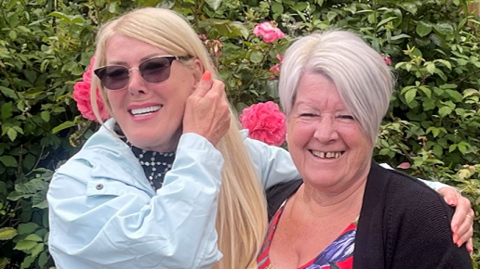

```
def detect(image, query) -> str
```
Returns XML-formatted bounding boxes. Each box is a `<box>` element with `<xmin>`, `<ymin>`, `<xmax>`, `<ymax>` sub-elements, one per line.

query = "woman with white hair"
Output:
<box><xmin>258</xmin><ymin>31</ymin><xmax>472</xmax><ymax>269</ymax></box>
<box><xmin>47</xmin><ymin>8</ymin><xmax>473</xmax><ymax>269</ymax></box>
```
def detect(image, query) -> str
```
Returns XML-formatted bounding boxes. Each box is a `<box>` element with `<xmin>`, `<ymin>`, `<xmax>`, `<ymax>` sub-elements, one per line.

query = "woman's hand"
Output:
<box><xmin>183</xmin><ymin>71</ymin><xmax>230</xmax><ymax>146</ymax></box>
<box><xmin>437</xmin><ymin>186</ymin><xmax>475</xmax><ymax>252</ymax></box>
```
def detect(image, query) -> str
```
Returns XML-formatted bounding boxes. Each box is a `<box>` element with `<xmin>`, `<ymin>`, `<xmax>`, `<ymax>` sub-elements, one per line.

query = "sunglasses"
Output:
<box><xmin>94</xmin><ymin>55</ymin><xmax>190</xmax><ymax>90</ymax></box>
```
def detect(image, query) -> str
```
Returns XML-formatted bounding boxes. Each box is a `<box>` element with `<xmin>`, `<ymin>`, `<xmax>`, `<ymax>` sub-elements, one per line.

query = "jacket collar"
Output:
<box><xmin>75</xmin><ymin>119</ymin><xmax>155</xmax><ymax>196</ymax></box>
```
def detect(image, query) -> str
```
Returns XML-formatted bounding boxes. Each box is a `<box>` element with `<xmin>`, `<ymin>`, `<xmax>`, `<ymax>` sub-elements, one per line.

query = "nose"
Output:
<box><xmin>127</xmin><ymin>68</ymin><xmax>147</xmax><ymax>95</ymax></box>
<box><xmin>313</xmin><ymin>115</ymin><xmax>338</xmax><ymax>143</ymax></box>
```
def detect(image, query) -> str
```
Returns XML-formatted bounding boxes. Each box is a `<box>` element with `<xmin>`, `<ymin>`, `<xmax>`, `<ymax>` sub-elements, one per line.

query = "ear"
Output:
<box><xmin>191</xmin><ymin>58</ymin><xmax>205</xmax><ymax>87</ymax></box>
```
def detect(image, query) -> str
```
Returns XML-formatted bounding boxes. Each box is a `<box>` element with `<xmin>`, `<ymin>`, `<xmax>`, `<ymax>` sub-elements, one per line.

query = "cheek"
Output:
<box><xmin>106</xmin><ymin>91</ymin><xmax>124</xmax><ymax>109</ymax></box>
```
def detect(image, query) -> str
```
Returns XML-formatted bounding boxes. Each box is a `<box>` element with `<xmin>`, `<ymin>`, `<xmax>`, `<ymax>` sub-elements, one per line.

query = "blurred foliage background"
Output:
<box><xmin>0</xmin><ymin>0</ymin><xmax>479</xmax><ymax>268</ymax></box>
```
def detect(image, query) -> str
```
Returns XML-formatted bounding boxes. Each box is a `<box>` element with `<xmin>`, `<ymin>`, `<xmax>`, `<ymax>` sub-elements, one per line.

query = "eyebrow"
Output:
<box><xmin>108</xmin><ymin>53</ymin><xmax>169</xmax><ymax>65</ymax></box>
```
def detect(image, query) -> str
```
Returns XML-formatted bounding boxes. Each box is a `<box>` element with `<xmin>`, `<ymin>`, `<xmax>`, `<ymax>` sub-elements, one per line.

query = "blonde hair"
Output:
<box><xmin>279</xmin><ymin>31</ymin><xmax>394</xmax><ymax>144</ymax></box>
<box><xmin>90</xmin><ymin>8</ymin><xmax>267</xmax><ymax>269</ymax></box>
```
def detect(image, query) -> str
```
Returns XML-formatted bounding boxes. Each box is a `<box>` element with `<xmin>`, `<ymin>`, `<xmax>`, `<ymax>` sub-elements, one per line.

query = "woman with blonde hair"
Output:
<box><xmin>47</xmin><ymin>8</ymin><xmax>474</xmax><ymax>269</ymax></box>
<box><xmin>47</xmin><ymin>7</ymin><xmax>300</xmax><ymax>269</ymax></box>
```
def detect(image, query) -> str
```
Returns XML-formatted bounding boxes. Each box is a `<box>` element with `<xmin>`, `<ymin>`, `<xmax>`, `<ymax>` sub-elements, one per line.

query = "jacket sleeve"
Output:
<box><xmin>390</xmin><ymin>188</ymin><xmax>472</xmax><ymax>269</ymax></box>
<box><xmin>48</xmin><ymin>133</ymin><xmax>223</xmax><ymax>269</ymax></box>
<box><xmin>242</xmin><ymin>132</ymin><xmax>301</xmax><ymax>190</ymax></box>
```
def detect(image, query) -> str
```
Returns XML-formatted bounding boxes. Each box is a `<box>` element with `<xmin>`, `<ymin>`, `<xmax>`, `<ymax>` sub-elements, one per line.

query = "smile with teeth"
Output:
<box><xmin>129</xmin><ymin>105</ymin><xmax>162</xmax><ymax>117</ymax></box>
<box><xmin>310</xmin><ymin>150</ymin><xmax>344</xmax><ymax>159</ymax></box>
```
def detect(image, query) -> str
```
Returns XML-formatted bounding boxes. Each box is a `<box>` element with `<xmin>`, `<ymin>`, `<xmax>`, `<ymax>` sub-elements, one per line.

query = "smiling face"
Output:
<box><xmin>104</xmin><ymin>34</ymin><xmax>203</xmax><ymax>152</ymax></box>
<box><xmin>287</xmin><ymin>72</ymin><xmax>372</xmax><ymax>191</ymax></box>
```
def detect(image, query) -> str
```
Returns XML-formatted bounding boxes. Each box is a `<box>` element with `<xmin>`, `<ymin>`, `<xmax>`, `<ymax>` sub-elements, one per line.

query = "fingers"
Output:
<box><xmin>455</xmin><ymin>206</ymin><xmax>474</xmax><ymax>248</ymax></box>
<box><xmin>193</xmin><ymin>71</ymin><xmax>213</xmax><ymax>97</ymax></box>
<box><xmin>183</xmin><ymin>74</ymin><xmax>230</xmax><ymax>146</ymax></box>
<box><xmin>441</xmin><ymin>187</ymin><xmax>475</xmax><ymax>251</ymax></box>
<box><xmin>467</xmin><ymin>238</ymin><xmax>474</xmax><ymax>253</ymax></box>
<box><xmin>438</xmin><ymin>186</ymin><xmax>457</xmax><ymax>206</ymax></box>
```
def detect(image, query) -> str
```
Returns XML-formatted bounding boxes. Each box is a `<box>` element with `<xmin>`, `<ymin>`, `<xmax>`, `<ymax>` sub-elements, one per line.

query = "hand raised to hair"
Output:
<box><xmin>183</xmin><ymin>71</ymin><xmax>230</xmax><ymax>146</ymax></box>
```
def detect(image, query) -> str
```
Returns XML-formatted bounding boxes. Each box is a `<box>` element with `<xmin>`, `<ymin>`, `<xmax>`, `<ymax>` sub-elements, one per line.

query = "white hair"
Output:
<box><xmin>279</xmin><ymin>31</ymin><xmax>394</xmax><ymax>144</ymax></box>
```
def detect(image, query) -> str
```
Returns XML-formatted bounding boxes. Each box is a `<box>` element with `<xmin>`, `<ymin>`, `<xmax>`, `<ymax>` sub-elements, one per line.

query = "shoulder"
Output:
<box><xmin>367</xmin><ymin>162</ymin><xmax>445</xmax><ymax>208</ymax></box>
<box><xmin>265</xmin><ymin>179</ymin><xmax>302</xmax><ymax>220</ymax></box>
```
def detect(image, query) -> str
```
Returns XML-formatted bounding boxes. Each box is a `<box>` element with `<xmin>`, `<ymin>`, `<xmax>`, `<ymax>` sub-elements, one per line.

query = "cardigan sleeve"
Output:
<box><xmin>387</xmin><ymin>182</ymin><xmax>472</xmax><ymax>268</ymax></box>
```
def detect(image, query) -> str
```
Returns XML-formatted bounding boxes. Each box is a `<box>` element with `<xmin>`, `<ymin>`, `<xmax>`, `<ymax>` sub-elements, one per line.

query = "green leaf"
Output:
<box><xmin>14</xmin><ymin>240</ymin><xmax>38</xmax><ymax>251</ymax></box>
<box><xmin>400</xmin><ymin>2</ymin><xmax>418</xmax><ymax>14</ymax></box>
<box><xmin>0</xmin><ymin>86</ymin><xmax>16</xmax><ymax>99</ymax></box>
<box><xmin>425</xmin><ymin>62</ymin><xmax>435</xmax><ymax>74</ymax></box>
<box><xmin>9</xmin><ymin>30</ymin><xmax>17</xmax><ymax>41</ymax></box>
<box><xmin>272</xmin><ymin>2</ymin><xmax>284</xmax><ymax>14</ymax></box>
<box><xmin>7</xmin><ymin>128</ymin><xmax>17</xmax><ymax>141</ymax></box>
<box><xmin>249</xmin><ymin>51</ymin><xmax>263</xmax><ymax>64</ymax></box>
<box><xmin>24</xmin><ymin>234</ymin><xmax>43</xmax><ymax>242</ymax></box>
<box><xmin>390</xmin><ymin>34</ymin><xmax>410</xmax><ymax>41</ymax></box>
<box><xmin>1</xmin><ymin>102</ymin><xmax>13</xmax><ymax>121</ymax></box>
<box><xmin>0</xmin><ymin>227</ymin><xmax>17</xmax><ymax>240</ymax></box>
<box><xmin>24</xmin><ymin>70</ymin><xmax>37</xmax><ymax>84</ymax></box>
<box><xmin>205</xmin><ymin>0</ymin><xmax>222</xmax><ymax>10</ymax></box>
<box><xmin>405</xmin><ymin>88</ymin><xmax>417</xmax><ymax>104</ymax></box>
<box><xmin>52</xmin><ymin>121</ymin><xmax>76</xmax><ymax>134</ymax></box>
<box><xmin>434</xmin><ymin>23</ymin><xmax>454</xmax><ymax>36</ymax></box>
<box><xmin>445</xmin><ymin>90</ymin><xmax>463</xmax><ymax>103</ymax></box>
<box><xmin>20</xmin><ymin>255</ymin><xmax>34</xmax><ymax>269</ymax></box>
<box><xmin>49</xmin><ymin>11</ymin><xmax>70</xmax><ymax>21</ymax></box>
<box><xmin>419</xmin><ymin>86</ymin><xmax>431</xmax><ymax>98</ymax></box>
<box><xmin>0</xmin><ymin>156</ymin><xmax>17</xmax><ymax>167</ymax></box>
<box><xmin>40</xmin><ymin>111</ymin><xmax>50</xmax><ymax>122</ymax></box>
<box><xmin>24</xmin><ymin>234</ymin><xmax>42</xmax><ymax>242</ymax></box>
<box><xmin>17</xmin><ymin>223</ymin><xmax>39</xmax><ymax>235</ymax></box>
<box><xmin>438</xmin><ymin>106</ymin><xmax>452</xmax><ymax>118</ymax></box>
<box><xmin>30</xmin><ymin>243</ymin><xmax>44</xmax><ymax>258</ymax></box>
<box><xmin>458</xmin><ymin>142</ymin><xmax>469</xmax><ymax>155</ymax></box>
<box><xmin>434</xmin><ymin>59</ymin><xmax>452</xmax><ymax>70</ymax></box>
<box><xmin>416</xmin><ymin>21</ymin><xmax>432</xmax><ymax>37</ymax></box>
<box><xmin>38</xmin><ymin>252</ymin><xmax>48</xmax><ymax>268</ymax></box>
<box><xmin>449</xmin><ymin>144</ymin><xmax>457</xmax><ymax>153</ymax></box>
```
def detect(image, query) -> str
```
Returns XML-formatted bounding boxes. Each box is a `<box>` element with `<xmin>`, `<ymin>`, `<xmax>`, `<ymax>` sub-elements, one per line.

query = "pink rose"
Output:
<box><xmin>383</xmin><ymin>56</ymin><xmax>392</xmax><ymax>66</ymax></box>
<box><xmin>253</xmin><ymin>22</ymin><xmax>285</xmax><ymax>43</ymax></box>
<box><xmin>269</xmin><ymin>54</ymin><xmax>283</xmax><ymax>78</ymax></box>
<box><xmin>73</xmin><ymin>56</ymin><xmax>110</xmax><ymax>122</ymax></box>
<box><xmin>239</xmin><ymin>101</ymin><xmax>286</xmax><ymax>146</ymax></box>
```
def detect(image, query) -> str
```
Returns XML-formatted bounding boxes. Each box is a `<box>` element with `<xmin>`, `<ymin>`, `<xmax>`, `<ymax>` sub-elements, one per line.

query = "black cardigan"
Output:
<box><xmin>265</xmin><ymin>161</ymin><xmax>472</xmax><ymax>269</ymax></box>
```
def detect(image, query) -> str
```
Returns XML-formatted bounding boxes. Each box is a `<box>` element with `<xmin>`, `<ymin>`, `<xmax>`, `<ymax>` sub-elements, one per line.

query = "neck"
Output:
<box><xmin>295</xmin><ymin>165</ymin><xmax>370</xmax><ymax>218</ymax></box>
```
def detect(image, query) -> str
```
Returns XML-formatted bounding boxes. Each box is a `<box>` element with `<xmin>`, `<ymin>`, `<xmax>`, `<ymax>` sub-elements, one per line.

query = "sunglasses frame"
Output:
<box><xmin>94</xmin><ymin>55</ymin><xmax>191</xmax><ymax>90</ymax></box>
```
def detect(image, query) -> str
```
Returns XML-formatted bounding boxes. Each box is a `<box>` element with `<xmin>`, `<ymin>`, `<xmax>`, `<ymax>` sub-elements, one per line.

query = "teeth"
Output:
<box><xmin>311</xmin><ymin>150</ymin><xmax>343</xmax><ymax>159</ymax></box>
<box><xmin>130</xmin><ymin>106</ymin><xmax>161</xmax><ymax>116</ymax></box>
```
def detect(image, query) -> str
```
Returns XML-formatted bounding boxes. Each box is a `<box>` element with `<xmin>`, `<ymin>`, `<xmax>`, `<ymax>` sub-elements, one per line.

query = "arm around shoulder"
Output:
<box><xmin>242</xmin><ymin>133</ymin><xmax>301</xmax><ymax>189</ymax></box>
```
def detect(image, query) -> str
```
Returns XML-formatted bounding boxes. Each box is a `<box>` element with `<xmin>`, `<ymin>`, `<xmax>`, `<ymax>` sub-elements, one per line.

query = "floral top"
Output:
<box><xmin>257</xmin><ymin>201</ymin><xmax>356</xmax><ymax>269</ymax></box>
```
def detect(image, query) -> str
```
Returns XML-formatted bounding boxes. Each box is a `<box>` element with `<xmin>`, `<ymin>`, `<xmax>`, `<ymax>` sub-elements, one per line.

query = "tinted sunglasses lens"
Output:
<box><xmin>140</xmin><ymin>57</ymin><xmax>172</xmax><ymax>83</ymax></box>
<box><xmin>95</xmin><ymin>66</ymin><xmax>130</xmax><ymax>90</ymax></box>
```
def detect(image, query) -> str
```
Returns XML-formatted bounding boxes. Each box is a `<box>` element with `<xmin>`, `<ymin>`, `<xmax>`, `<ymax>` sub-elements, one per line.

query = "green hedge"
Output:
<box><xmin>0</xmin><ymin>0</ymin><xmax>479</xmax><ymax>268</ymax></box>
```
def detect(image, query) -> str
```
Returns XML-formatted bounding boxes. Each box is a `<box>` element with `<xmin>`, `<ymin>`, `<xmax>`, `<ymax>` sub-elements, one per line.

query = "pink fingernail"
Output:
<box><xmin>201</xmin><ymin>71</ymin><xmax>211</xmax><ymax>81</ymax></box>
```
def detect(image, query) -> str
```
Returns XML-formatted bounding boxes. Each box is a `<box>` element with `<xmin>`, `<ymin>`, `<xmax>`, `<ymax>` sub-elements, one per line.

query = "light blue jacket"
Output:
<box><xmin>47</xmin><ymin>119</ymin><xmax>301</xmax><ymax>269</ymax></box>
